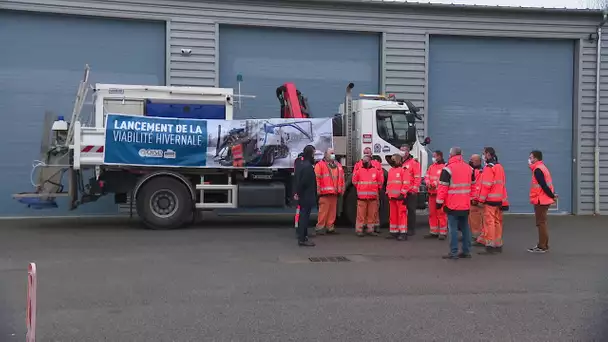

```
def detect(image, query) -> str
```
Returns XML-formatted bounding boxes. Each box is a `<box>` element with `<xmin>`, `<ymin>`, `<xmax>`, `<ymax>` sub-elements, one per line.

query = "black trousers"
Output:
<box><xmin>297</xmin><ymin>204</ymin><xmax>312</xmax><ymax>242</ymax></box>
<box><xmin>406</xmin><ymin>193</ymin><xmax>418</xmax><ymax>233</ymax></box>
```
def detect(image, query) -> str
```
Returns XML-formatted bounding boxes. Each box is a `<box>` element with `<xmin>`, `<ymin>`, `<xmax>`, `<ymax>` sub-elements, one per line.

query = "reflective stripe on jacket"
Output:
<box><xmin>403</xmin><ymin>157</ymin><xmax>421</xmax><ymax>193</ymax></box>
<box><xmin>352</xmin><ymin>166</ymin><xmax>382</xmax><ymax>199</ymax></box>
<box><xmin>386</xmin><ymin>166</ymin><xmax>411</xmax><ymax>199</ymax></box>
<box><xmin>436</xmin><ymin>155</ymin><xmax>472</xmax><ymax>211</ymax></box>
<box><xmin>425</xmin><ymin>162</ymin><xmax>445</xmax><ymax>195</ymax></box>
<box><xmin>314</xmin><ymin>160</ymin><xmax>345</xmax><ymax>196</ymax></box>
<box><xmin>530</xmin><ymin>161</ymin><xmax>555</xmax><ymax>205</ymax></box>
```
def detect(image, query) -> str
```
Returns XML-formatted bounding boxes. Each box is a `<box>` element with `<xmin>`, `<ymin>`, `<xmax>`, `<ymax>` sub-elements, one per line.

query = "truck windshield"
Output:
<box><xmin>375</xmin><ymin>110</ymin><xmax>415</xmax><ymax>148</ymax></box>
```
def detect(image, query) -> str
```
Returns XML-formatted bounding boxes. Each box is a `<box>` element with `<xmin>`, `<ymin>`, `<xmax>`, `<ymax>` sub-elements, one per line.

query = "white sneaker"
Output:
<box><xmin>527</xmin><ymin>246</ymin><xmax>546</xmax><ymax>253</ymax></box>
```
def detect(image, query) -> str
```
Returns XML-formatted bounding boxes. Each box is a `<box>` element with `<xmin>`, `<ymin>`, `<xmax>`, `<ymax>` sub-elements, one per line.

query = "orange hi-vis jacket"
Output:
<box><xmin>354</xmin><ymin>159</ymin><xmax>382</xmax><ymax>173</ymax></box>
<box><xmin>436</xmin><ymin>155</ymin><xmax>473</xmax><ymax>211</ymax></box>
<box><xmin>352</xmin><ymin>166</ymin><xmax>383</xmax><ymax>199</ymax></box>
<box><xmin>403</xmin><ymin>157</ymin><xmax>422</xmax><ymax>193</ymax></box>
<box><xmin>471</xmin><ymin>168</ymin><xmax>483</xmax><ymax>201</ymax></box>
<box><xmin>386</xmin><ymin>166</ymin><xmax>412</xmax><ymax>199</ymax></box>
<box><xmin>314</xmin><ymin>160</ymin><xmax>345</xmax><ymax>196</ymax></box>
<box><xmin>425</xmin><ymin>162</ymin><xmax>445</xmax><ymax>195</ymax></box>
<box><xmin>478</xmin><ymin>163</ymin><xmax>507</xmax><ymax>207</ymax></box>
<box><xmin>530</xmin><ymin>161</ymin><xmax>555</xmax><ymax>205</ymax></box>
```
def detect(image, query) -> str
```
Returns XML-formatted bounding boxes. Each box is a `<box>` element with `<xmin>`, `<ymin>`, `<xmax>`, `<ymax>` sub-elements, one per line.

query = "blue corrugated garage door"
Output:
<box><xmin>428</xmin><ymin>36</ymin><xmax>574</xmax><ymax>213</ymax></box>
<box><xmin>0</xmin><ymin>10</ymin><xmax>166</xmax><ymax>217</ymax></box>
<box><xmin>219</xmin><ymin>26</ymin><xmax>380</xmax><ymax>119</ymax></box>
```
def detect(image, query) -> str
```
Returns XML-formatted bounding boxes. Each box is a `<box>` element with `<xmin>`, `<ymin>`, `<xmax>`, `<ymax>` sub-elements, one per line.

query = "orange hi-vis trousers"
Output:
<box><xmin>477</xmin><ymin>205</ymin><xmax>503</xmax><ymax>247</ymax></box>
<box><xmin>388</xmin><ymin>199</ymin><xmax>408</xmax><ymax>234</ymax></box>
<box><xmin>428</xmin><ymin>195</ymin><xmax>447</xmax><ymax>235</ymax></box>
<box><xmin>317</xmin><ymin>195</ymin><xmax>338</xmax><ymax>231</ymax></box>
<box><xmin>469</xmin><ymin>205</ymin><xmax>484</xmax><ymax>239</ymax></box>
<box><xmin>356</xmin><ymin>199</ymin><xmax>378</xmax><ymax>233</ymax></box>
<box><xmin>372</xmin><ymin>196</ymin><xmax>380</xmax><ymax>229</ymax></box>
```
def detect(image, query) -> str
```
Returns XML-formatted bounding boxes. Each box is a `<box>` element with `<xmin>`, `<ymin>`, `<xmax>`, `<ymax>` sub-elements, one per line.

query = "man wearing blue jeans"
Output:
<box><xmin>447</xmin><ymin>214</ymin><xmax>472</xmax><ymax>258</ymax></box>
<box><xmin>436</xmin><ymin>147</ymin><xmax>473</xmax><ymax>260</ymax></box>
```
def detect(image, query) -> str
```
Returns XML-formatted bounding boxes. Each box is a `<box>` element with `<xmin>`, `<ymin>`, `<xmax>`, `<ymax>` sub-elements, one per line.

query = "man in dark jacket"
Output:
<box><xmin>294</xmin><ymin>145</ymin><xmax>317</xmax><ymax>247</ymax></box>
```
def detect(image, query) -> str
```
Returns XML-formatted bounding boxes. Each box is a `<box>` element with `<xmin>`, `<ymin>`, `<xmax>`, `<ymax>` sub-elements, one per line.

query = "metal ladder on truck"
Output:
<box><xmin>13</xmin><ymin>65</ymin><xmax>91</xmax><ymax>208</ymax></box>
<box><xmin>196</xmin><ymin>174</ymin><xmax>238</xmax><ymax>209</ymax></box>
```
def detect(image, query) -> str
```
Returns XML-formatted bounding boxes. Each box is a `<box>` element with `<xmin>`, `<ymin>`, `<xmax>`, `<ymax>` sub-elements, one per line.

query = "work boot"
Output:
<box><xmin>298</xmin><ymin>240</ymin><xmax>315</xmax><ymax>247</ymax></box>
<box><xmin>457</xmin><ymin>252</ymin><xmax>472</xmax><ymax>259</ymax></box>
<box><xmin>374</xmin><ymin>226</ymin><xmax>381</xmax><ymax>234</ymax></box>
<box><xmin>423</xmin><ymin>234</ymin><xmax>439</xmax><ymax>239</ymax></box>
<box><xmin>442</xmin><ymin>254</ymin><xmax>458</xmax><ymax>260</ymax></box>
<box><xmin>326</xmin><ymin>229</ymin><xmax>340</xmax><ymax>235</ymax></box>
<box><xmin>397</xmin><ymin>233</ymin><xmax>407</xmax><ymax>241</ymax></box>
<box><xmin>366</xmin><ymin>231</ymin><xmax>379</xmax><ymax>237</ymax></box>
<box><xmin>385</xmin><ymin>233</ymin><xmax>397</xmax><ymax>240</ymax></box>
<box><xmin>438</xmin><ymin>235</ymin><xmax>447</xmax><ymax>241</ymax></box>
<box><xmin>356</xmin><ymin>232</ymin><xmax>365</xmax><ymax>238</ymax></box>
<box><xmin>477</xmin><ymin>247</ymin><xmax>496</xmax><ymax>255</ymax></box>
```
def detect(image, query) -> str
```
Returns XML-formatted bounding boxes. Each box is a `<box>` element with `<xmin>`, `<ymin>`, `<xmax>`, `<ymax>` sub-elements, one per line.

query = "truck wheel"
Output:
<box><xmin>343</xmin><ymin>187</ymin><xmax>357</xmax><ymax>227</ymax></box>
<box><xmin>136</xmin><ymin>177</ymin><xmax>193</xmax><ymax>230</ymax></box>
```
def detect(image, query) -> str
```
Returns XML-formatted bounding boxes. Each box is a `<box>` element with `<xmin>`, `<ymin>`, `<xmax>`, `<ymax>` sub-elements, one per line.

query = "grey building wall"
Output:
<box><xmin>2</xmin><ymin>0</ymin><xmax>607</xmax><ymax>214</ymax></box>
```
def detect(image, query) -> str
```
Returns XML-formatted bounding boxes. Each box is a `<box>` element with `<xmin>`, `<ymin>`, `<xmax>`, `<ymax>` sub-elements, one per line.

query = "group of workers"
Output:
<box><xmin>293</xmin><ymin>144</ymin><xmax>557</xmax><ymax>259</ymax></box>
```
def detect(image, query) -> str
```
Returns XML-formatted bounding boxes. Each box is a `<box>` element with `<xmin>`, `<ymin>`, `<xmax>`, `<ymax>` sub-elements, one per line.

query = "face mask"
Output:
<box><xmin>528</xmin><ymin>159</ymin><xmax>533</xmax><ymax>165</ymax></box>
<box><xmin>432</xmin><ymin>157</ymin><xmax>437</xmax><ymax>163</ymax></box>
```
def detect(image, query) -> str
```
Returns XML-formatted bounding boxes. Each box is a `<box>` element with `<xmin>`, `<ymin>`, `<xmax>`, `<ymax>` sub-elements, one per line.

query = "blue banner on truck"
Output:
<box><xmin>103</xmin><ymin>113</ymin><xmax>334</xmax><ymax>169</ymax></box>
<box><xmin>104</xmin><ymin>114</ymin><xmax>209</xmax><ymax>167</ymax></box>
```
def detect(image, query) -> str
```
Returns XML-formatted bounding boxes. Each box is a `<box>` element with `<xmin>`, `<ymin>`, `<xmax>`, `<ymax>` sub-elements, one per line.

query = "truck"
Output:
<box><xmin>13</xmin><ymin>66</ymin><xmax>431</xmax><ymax>230</ymax></box>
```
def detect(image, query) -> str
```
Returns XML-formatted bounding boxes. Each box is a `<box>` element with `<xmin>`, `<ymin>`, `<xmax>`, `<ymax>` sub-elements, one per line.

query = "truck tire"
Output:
<box><xmin>343</xmin><ymin>187</ymin><xmax>357</xmax><ymax>228</ymax></box>
<box><xmin>136</xmin><ymin>176</ymin><xmax>193</xmax><ymax>230</ymax></box>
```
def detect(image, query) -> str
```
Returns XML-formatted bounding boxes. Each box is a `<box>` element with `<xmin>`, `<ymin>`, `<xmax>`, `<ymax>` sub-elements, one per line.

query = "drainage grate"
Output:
<box><xmin>308</xmin><ymin>256</ymin><xmax>351</xmax><ymax>263</ymax></box>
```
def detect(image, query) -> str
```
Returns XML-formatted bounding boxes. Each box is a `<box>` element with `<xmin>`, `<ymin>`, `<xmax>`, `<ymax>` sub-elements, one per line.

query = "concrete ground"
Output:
<box><xmin>0</xmin><ymin>214</ymin><xmax>607</xmax><ymax>342</ymax></box>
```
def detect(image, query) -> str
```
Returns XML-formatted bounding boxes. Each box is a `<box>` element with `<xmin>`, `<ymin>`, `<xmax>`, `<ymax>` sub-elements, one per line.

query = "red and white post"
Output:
<box><xmin>26</xmin><ymin>263</ymin><xmax>37</xmax><ymax>342</ymax></box>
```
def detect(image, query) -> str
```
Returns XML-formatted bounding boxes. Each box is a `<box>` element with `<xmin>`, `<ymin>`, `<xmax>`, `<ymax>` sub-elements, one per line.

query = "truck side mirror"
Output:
<box><xmin>423</xmin><ymin>137</ymin><xmax>431</xmax><ymax>146</ymax></box>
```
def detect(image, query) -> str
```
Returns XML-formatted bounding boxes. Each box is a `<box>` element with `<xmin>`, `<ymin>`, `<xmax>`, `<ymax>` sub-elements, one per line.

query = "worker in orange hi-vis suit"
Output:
<box><xmin>352</xmin><ymin>155</ymin><xmax>383</xmax><ymax>237</ymax></box>
<box><xmin>231</xmin><ymin>144</ymin><xmax>244</xmax><ymax>167</ymax></box>
<box><xmin>385</xmin><ymin>153</ymin><xmax>410</xmax><ymax>241</ymax></box>
<box><xmin>424</xmin><ymin>150</ymin><xmax>448</xmax><ymax>240</ymax></box>
<box><xmin>354</xmin><ymin>147</ymin><xmax>384</xmax><ymax>233</ymax></box>
<box><xmin>314</xmin><ymin>148</ymin><xmax>345</xmax><ymax>235</ymax></box>
<box><xmin>468</xmin><ymin>154</ymin><xmax>484</xmax><ymax>242</ymax></box>
<box><xmin>475</xmin><ymin>147</ymin><xmax>508</xmax><ymax>255</ymax></box>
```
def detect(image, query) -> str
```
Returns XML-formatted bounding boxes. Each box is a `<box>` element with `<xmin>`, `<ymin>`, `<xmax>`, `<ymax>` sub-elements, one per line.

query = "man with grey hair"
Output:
<box><xmin>436</xmin><ymin>146</ymin><xmax>473</xmax><ymax>259</ymax></box>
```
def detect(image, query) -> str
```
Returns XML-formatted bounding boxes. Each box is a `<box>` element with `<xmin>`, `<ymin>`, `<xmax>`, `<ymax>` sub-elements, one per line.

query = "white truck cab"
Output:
<box><xmin>335</xmin><ymin>96</ymin><xmax>428</xmax><ymax>175</ymax></box>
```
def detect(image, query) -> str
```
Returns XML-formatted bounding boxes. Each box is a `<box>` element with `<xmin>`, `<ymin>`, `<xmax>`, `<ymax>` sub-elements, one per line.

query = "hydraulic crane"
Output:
<box><xmin>276</xmin><ymin>82</ymin><xmax>311</xmax><ymax>119</ymax></box>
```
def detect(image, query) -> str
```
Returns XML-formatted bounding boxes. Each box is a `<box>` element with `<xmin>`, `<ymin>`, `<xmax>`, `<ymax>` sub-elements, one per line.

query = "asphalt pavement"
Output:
<box><xmin>1</xmin><ymin>214</ymin><xmax>607</xmax><ymax>342</ymax></box>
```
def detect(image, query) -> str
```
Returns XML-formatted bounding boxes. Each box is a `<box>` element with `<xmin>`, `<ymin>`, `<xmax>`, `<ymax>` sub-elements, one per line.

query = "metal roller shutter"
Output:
<box><xmin>219</xmin><ymin>26</ymin><xmax>380</xmax><ymax>119</ymax></box>
<box><xmin>428</xmin><ymin>36</ymin><xmax>574</xmax><ymax>213</ymax></box>
<box><xmin>0</xmin><ymin>10</ymin><xmax>166</xmax><ymax>216</ymax></box>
